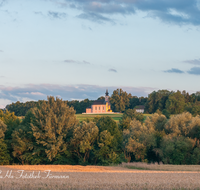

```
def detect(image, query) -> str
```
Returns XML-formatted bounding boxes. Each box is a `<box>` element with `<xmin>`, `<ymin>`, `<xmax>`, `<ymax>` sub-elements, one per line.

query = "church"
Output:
<box><xmin>85</xmin><ymin>90</ymin><xmax>113</xmax><ymax>114</ymax></box>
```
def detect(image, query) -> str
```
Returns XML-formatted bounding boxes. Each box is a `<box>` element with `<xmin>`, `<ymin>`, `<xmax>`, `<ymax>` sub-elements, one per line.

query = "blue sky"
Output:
<box><xmin>1</xmin><ymin>0</ymin><xmax>200</xmax><ymax>108</ymax></box>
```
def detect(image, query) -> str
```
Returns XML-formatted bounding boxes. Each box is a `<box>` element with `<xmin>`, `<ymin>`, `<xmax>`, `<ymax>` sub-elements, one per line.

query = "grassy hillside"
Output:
<box><xmin>19</xmin><ymin>113</ymin><xmax>152</xmax><ymax>123</ymax></box>
<box><xmin>76</xmin><ymin>113</ymin><xmax>123</xmax><ymax>123</ymax></box>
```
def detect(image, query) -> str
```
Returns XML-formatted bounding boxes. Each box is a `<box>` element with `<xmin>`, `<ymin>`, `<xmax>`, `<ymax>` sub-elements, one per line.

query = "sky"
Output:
<box><xmin>1</xmin><ymin>0</ymin><xmax>200</xmax><ymax>108</ymax></box>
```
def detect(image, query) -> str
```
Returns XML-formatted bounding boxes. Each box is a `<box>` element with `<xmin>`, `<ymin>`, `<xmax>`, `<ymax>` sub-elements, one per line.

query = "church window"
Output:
<box><xmin>99</xmin><ymin>106</ymin><xmax>100</xmax><ymax>110</ymax></box>
<box><xmin>95</xmin><ymin>107</ymin><xmax>97</xmax><ymax>110</ymax></box>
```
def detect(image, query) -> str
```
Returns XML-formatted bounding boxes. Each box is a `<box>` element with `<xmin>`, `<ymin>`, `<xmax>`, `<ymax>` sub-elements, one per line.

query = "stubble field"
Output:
<box><xmin>0</xmin><ymin>165</ymin><xmax>200</xmax><ymax>190</ymax></box>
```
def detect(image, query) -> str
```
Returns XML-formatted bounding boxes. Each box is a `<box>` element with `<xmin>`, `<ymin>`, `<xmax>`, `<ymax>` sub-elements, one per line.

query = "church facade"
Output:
<box><xmin>85</xmin><ymin>90</ymin><xmax>113</xmax><ymax>114</ymax></box>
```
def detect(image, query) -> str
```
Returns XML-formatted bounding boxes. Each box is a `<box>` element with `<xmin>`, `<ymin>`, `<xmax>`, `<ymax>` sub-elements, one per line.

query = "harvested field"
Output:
<box><xmin>0</xmin><ymin>165</ymin><xmax>200</xmax><ymax>190</ymax></box>
<box><xmin>120</xmin><ymin>162</ymin><xmax>200</xmax><ymax>171</ymax></box>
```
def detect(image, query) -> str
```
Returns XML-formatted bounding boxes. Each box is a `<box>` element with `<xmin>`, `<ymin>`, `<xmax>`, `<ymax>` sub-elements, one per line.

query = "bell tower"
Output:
<box><xmin>105</xmin><ymin>89</ymin><xmax>109</xmax><ymax>102</ymax></box>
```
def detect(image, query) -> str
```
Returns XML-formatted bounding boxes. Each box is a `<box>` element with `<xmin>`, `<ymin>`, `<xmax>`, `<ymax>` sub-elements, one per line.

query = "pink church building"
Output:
<box><xmin>85</xmin><ymin>90</ymin><xmax>113</xmax><ymax>114</ymax></box>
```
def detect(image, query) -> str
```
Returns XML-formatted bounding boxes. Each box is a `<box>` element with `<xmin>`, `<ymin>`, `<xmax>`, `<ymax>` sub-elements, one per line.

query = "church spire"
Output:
<box><xmin>105</xmin><ymin>89</ymin><xmax>109</xmax><ymax>96</ymax></box>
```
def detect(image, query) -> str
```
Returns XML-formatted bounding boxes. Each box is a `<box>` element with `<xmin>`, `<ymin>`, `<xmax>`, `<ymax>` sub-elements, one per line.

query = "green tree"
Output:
<box><xmin>0</xmin><ymin>140</ymin><xmax>10</xmax><ymax>165</ymax></box>
<box><xmin>123</xmin><ymin>119</ymin><xmax>156</xmax><ymax>162</ymax></box>
<box><xmin>0</xmin><ymin>110</ymin><xmax>20</xmax><ymax>164</ymax></box>
<box><xmin>166</xmin><ymin>91</ymin><xmax>185</xmax><ymax>114</ymax></box>
<box><xmin>145</xmin><ymin>113</ymin><xmax>167</xmax><ymax>132</ymax></box>
<box><xmin>94</xmin><ymin>130</ymin><xmax>118</xmax><ymax>165</ymax></box>
<box><xmin>12</xmin><ymin>124</ymin><xmax>34</xmax><ymax>164</ymax></box>
<box><xmin>95</xmin><ymin>116</ymin><xmax>122</xmax><ymax>150</ymax></box>
<box><xmin>71</xmin><ymin>121</ymin><xmax>99</xmax><ymax>164</ymax></box>
<box><xmin>128</xmin><ymin>96</ymin><xmax>147</xmax><ymax>109</ymax></box>
<box><xmin>94</xmin><ymin>116</ymin><xmax>124</xmax><ymax>164</ymax></box>
<box><xmin>0</xmin><ymin>110</ymin><xmax>20</xmax><ymax>140</ymax></box>
<box><xmin>160</xmin><ymin>136</ymin><xmax>195</xmax><ymax>164</ymax></box>
<box><xmin>0</xmin><ymin>119</ymin><xmax>10</xmax><ymax>165</ymax></box>
<box><xmin>145</xmin><ymin>90</ymin><xmax>171</xmax><ymax>113</ymax></box>
<box><xmin>164</xmin><ymin>112</ymin><xmax>193</xmax><ymax>137</ymax></box>
<box><xmin>0</xmin><ymin>119</ymin><xmax>7</xmax><ymax>139</ymax></box>
<box><xmin>119</xmin><ymin>109</ymin><xmax>144</xmax><ymax>130</ymax></box>
<box><xmin>185</xmin><ymin>101</ymin><xmax>200</xmax><ymax>116</ymax></box>
<box><xmin>21</xmin><ymin>96</ymin><xmax>78</xmax><ymax>163</ymax></box>
<box><xmin>110</xmin><ymin>89</ymin><xmax>131</xmax><ymax>112</ymax></box>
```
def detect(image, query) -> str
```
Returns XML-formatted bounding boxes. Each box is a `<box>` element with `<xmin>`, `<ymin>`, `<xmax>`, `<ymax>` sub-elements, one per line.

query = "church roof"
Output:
<box><xmin>134</xmin><ymin>105</ymin><xmax>145</xmax><ymax>109</ymax></box>
<box><xmin>92</xmin><ymin>100</ymin><xmax>106</xmax><ymax>105</ymax></box>
<box><xmin>105</xmin><ymin>89</ymin><xmax>109</xmax><ymax>96</ymax></box>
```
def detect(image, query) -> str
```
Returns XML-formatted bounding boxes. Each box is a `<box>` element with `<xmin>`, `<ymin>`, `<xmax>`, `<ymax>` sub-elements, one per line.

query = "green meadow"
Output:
<box><xmin>18</xmin><ymin>113</ymin><xmax>151</xmax><ymax>123</ymax></box>
<box><xmin>76</xmin><ymin>113</ymin><xmax>123</xmax><ymax>123</ymax></box>
<box><xmin>76</xmin><ymin>113</ymin><xmax>152</xmax><ymax>123</ymax></box>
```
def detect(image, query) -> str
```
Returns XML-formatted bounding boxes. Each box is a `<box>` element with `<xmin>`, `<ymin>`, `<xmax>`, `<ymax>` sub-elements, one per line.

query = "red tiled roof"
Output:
<box><xmin>92</xmin><ymin>100</ymin><xmax>106</xmax><ymax>105</ymax></box>
<box><xmin>134</xmin><ymin>105</ymin><xmax>145</xmax><ymax>109</ymax></box>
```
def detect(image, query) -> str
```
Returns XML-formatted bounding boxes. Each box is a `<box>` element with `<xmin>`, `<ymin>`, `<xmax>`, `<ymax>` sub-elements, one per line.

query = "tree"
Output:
<box><xmin>185</xmin><ymin>101</ymin><xmax>200</xmax><ymax>116</ymax></box>
<box><xmin>145</xmin><ymin>113</ymin><xmax>167</xmax><ymax>132</ymax></box>
<box><xmin>166</xmin><ymin>91</ymin><xmax>185</xmax><ymax>114</ymax></box>
<box><xmin>129</xmin><ymin>96</ymin><xmax>148</xmax><ymax>109</ymax></box>
<box><xmin>160</xmin><ymin>136</ymin><xmax>196</xmax><ymax>164</ymax></box>
<box><xmin>12</xmin><ymin>124</ymin><xmax>34</xmax><ymax>164</ymax></box>
<box><xmin>95</xmin><ymin>116</ymin><xmax>122</xmax><ymax>149</ymax></box>
<box><xmin>145</xmin><ymin>90</ymin><xmax>171</xmax><ymax>113</ymax></box>
<box><xmin>119</xmin><ymin>109</ymin><xmax>144</xmax><ymax>130</ymax></box>
<box><xmin>97</xmin><ymin>96</ymin><xmax>105</xmax><ymax>101</ymax></box>
<box><xmin>0</xmin><ymin>110</ymin><xmax>20</xmax><ymax>140</ymax></box>
<box><xmin>94</xmin><ymin>116</ymin><xmax>123</xmax><ymax>163</ymax></box>
<box><xmin>0</xmin><ymin>119</ymin><xmax>10</xmax><ymax>165</ymax></box>
<box><xmin>71</xmin><ymin>121</ymin><xmax>99</xmax><ymax>164</ymax></box>
<box><xmin>94</xmin><ymin>130</ymin><xmax>119</xmax><ymax>165</ymax></box>
<box><xmin>0</xmin><ymin>140</ymin><xmax>10</xmax><ymax>165</ymax></box>
<box><xmin>164</xmin><ymin>112</ymin><xmax>193</xmax><ymax>137</ymax></box>
<box><xmin>19</xmin><ymin>96</ymin><xmax>78</xmax><ymax>163</ymax></box>
<box><xmin>123</xmin><ymin>119</ymin><xmax>156</xmax><ymax>162</ymax></box>
<box><xmin>110</xmin><ymin>89</ymin><xmax>131</xmax><ymax>112</ymax></box>
<box><xmin>0</xmin><ymin>119</ymin><xmax>7</xmax><ymax>139</ymax></box>
<box><xmin>0</xmin><ymin>110</ymin><xmax>20</xmax><ymax>164</ymax></box>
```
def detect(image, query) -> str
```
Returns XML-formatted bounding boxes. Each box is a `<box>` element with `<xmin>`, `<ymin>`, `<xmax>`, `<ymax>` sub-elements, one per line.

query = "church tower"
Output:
<box><xmin>105</xmin><ymin>89</ymin><xmax>109</xmax><ymax>102</ymax></box>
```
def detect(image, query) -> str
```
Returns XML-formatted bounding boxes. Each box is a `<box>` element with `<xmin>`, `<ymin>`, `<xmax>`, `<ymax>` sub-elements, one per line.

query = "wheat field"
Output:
<box><xmin>120</xmin><ymin>162</ymin><xmax>200</xmax><ymax>171</ymax></box>
<box><xmin>0</xmin><ymin>165</ymin><xmax>199</xmax><ymax>190</ymax></box>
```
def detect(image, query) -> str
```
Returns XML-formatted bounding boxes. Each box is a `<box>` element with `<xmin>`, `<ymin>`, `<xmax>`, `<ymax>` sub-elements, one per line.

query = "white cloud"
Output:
<box><xmin>0</xmin><ymin>98</ymin><xmax>12</xmax><ymax>109</ymax></box>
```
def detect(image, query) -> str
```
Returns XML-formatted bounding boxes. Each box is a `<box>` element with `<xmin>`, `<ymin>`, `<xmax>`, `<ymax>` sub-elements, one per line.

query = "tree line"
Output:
<box><xmin>145</xmin><ymin>90</ymin><xmax>200</xmax><ymax>117</ymax></box>
<box><xmin>5</xmin><ymin>89</ymin><xmax>200</xmax><ymax>117</ymax></box>
<box><xmin>1</xmin><ymin>96</ymin><xmax>200</xmax><ymax>165</ymax></box>
<box><xmin>5</xmin><ymin>99</ymin><xmax>94</xmax><ymax>116</ymax></box>
<box><xmin>5</xmin><ymin>89</ymin><xmax>147</xmax><ymax>116</ymax></box>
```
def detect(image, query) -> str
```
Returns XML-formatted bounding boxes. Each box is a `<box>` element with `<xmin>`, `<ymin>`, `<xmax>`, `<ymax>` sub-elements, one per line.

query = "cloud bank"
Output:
<box><xmin>184</xmin><ymin>59</ymin><xmax>200</xmax><ymax>65</ymax></box>
<box><xmin>164</xmin><ymin>68</ymin><xmax>184</xmax><ymax>73</ymax></box>
<box><xmin>77</xmin><ymin>12</ymin><xmax>114</xmax><ymax>23</ymax></box>
<box><xmin>0</xmin><ymin>0</ymin><xmax>6</xmax><ymax>7</ymax></box>
<box><xmin>48</xmin><ymin>11</ymin><xmax>67</xmax><ymax>19</ymax></box>
<box><xmin>60</xmin><ymin>0</ymin><xmax>200</xmax><ymax>25</ymax></box>
<box><xmin>108</xmin><ymin>68</ymin><xmax>117</xmax><ymax>73</ymax></box>
<box><xmin>187</xmin><ymin>67</ymin><xmax>200</xmax><ymax>75</ymax></box>
<box><xmin>64</xmin><ymin>60</ymin><xmax>91</xmax><ymax>64</ymax></box>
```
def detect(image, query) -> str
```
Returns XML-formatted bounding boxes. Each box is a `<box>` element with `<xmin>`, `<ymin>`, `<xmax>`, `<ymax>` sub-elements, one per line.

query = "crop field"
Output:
<box><xmin>76</xmin><ymin>113</ymin><xmax>123</xmax><ymax>123</ymax></box>
<box><xmin>120</xmin><ymin>162</ymin><xmax>200</xmax><ymax>171</ymax></box>
<box><xmin>0</xmin><ymin>165</ymin><xmax>200</xmax><ymax>190</ymax></box>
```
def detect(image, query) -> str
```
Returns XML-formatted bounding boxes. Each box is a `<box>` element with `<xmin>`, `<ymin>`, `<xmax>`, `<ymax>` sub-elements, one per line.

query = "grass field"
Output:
<box><xmin>76</xmin><ymin>113</ymin><xmax>152</xmax><ymax>123</ymax></box>
<box><xmin>19</xmin><ymin>113</ymin><xmax>152</xmax><ymax>123</ymax></box>
<box><xmin>1</xmin><ymin>165</ymin><xmax>200</xmax><ymax>190</ymax></box>
<box><xmin>76</xmin><ymin>113</ymin><xmax>123</xmax><ymax>123</ymax></box>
